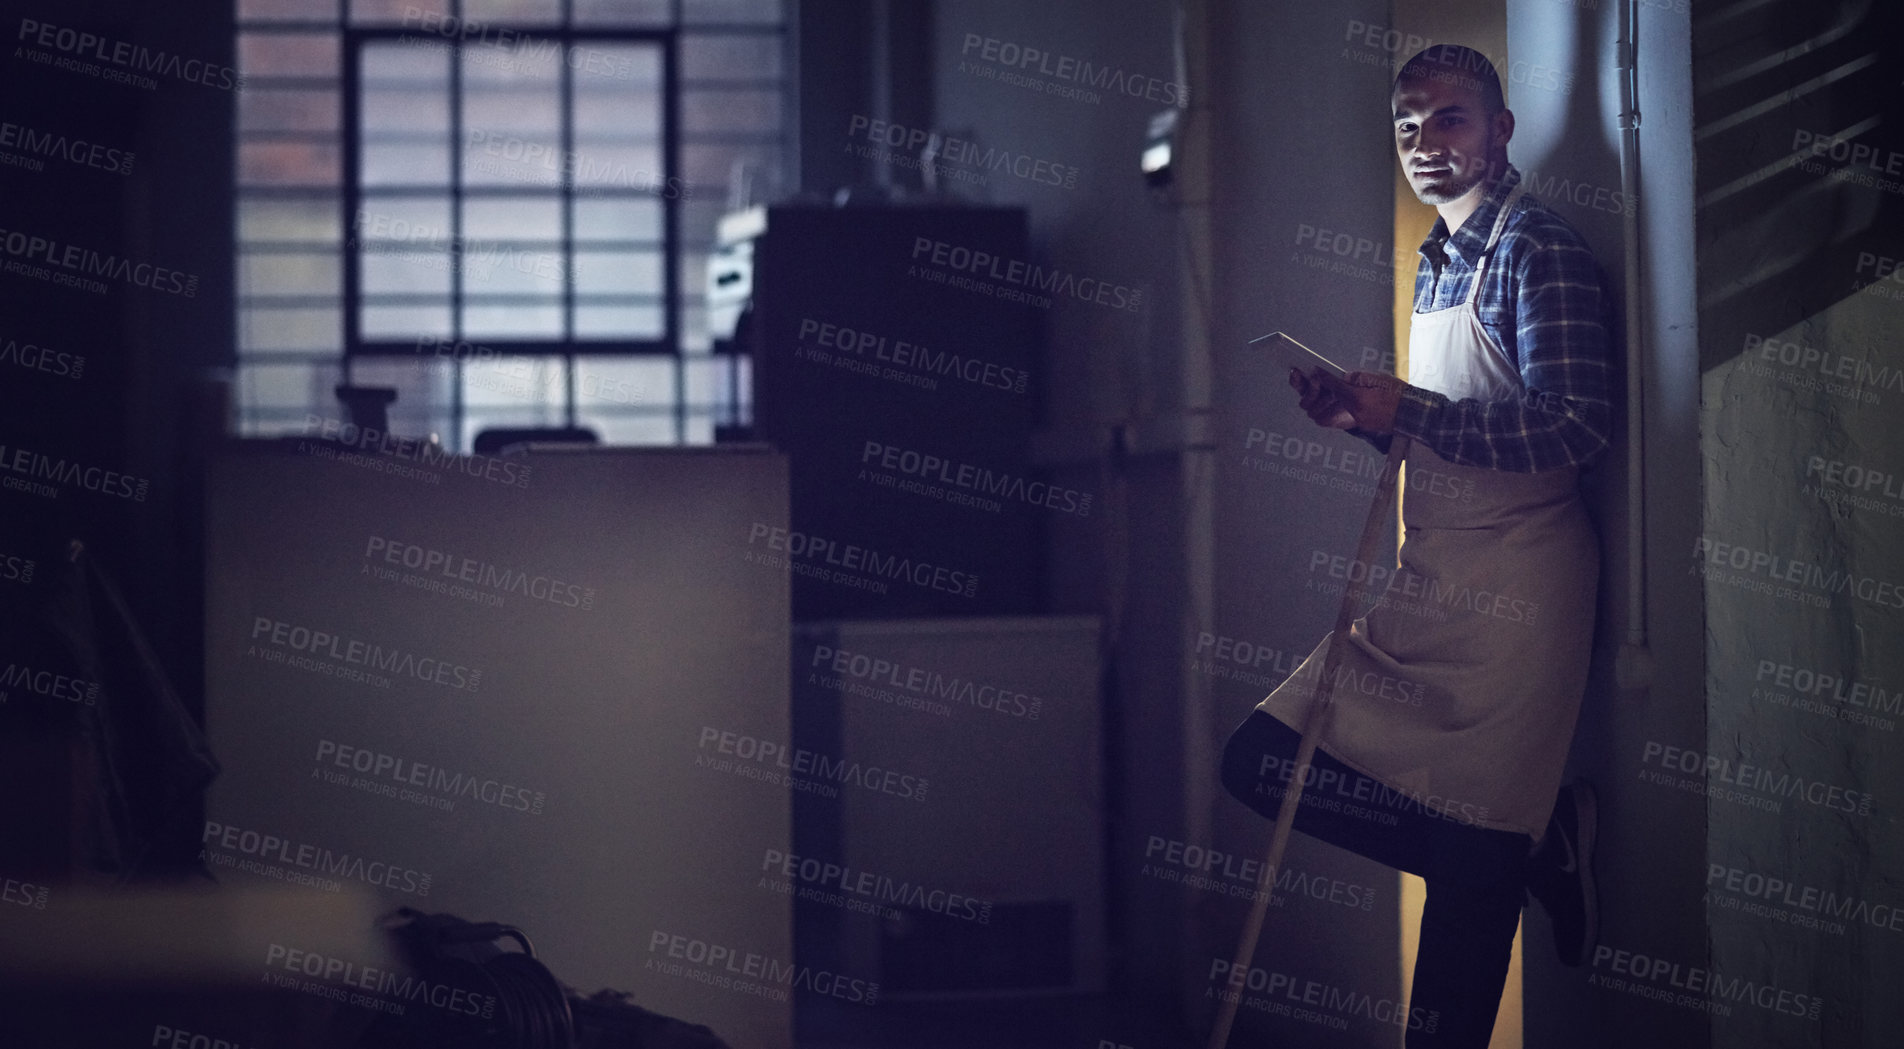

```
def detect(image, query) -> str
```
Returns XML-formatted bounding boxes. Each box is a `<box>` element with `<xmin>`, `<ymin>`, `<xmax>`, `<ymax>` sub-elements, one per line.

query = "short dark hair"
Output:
<box><xmin>1393</xmin><ymin>45</ymin><xmax>1505</xmax><ymax>115</ymax></box>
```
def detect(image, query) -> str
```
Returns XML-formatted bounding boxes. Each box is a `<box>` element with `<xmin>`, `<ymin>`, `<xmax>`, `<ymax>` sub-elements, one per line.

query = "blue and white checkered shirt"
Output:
<box><xmin>1387</xmin><ymin>165</ymin><xmax>1613</xmax><ymax>472</ymax></box>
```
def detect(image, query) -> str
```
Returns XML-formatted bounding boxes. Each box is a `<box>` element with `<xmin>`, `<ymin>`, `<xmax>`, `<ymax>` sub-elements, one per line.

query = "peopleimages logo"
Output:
<box><xmin>151</xmin><ymin>1023</ymin><xmax>265</xmax><ymax>1049</ymax></box>
<box><xmin>313</xmin><ymin>739</ymin><xmax>547</xmax><ymax>816</ymax></box>
<box><xmin>1707</xmin><ymin>862</ymin><xmax>1904</xmax><ymax>936</ymax></box>
<box><xmin>463</xmin><ymin>129</ymin><xmax>688</xmax><ymax>198</ymax></box>
<box><xmin>956</xmin><ymin>33</ymin><xmax>1189</xmax><ymax>107</ymax></box>
<box><xmin>1257</xmin><ymin>752</ymin><xmax>1488</xmax><ymax>826</ymax></box>
<box><xmin>759</xmin><ymin>849</ymin><xmax>992</xmax><ymax>924</ymax></box>
<box><xmin>1308</xmin><ymin>550</ymin><xmax>1538</xmax><ymax>625</ymax></box>
<box><xmin>0</xmin><ymin>661</ymin><xmax>99</xmax><ymax>707</ymax></box>
<box><xmin>1207</xmin><ymin>957</ymin><xmax>1436</xmax><ymax>1034</ymax></box>
<box><xmin>1588</xmin><ymin>942</ymin><xmax>1822</xmax><ymax>1020</ymax></box>
<box><xmin>846</xmin><ymin>114</ymin><xmax>1080</xmax><ymax>190</ymax></box>
<box><xmin>301</xmin><ymin>414</ymin><xmax>532</xmax><ymax>490</ymax></box>
<box><xmin>795</xmin><ymin>316</ymin><xmax>1029</xmax><ymax>395</ymax></box>
<box><xmin>0</xmin><ymin>442</ymin><xmax>150</xmax><ymax>502</ymax></box>
<box><xmin>362</xmin><ymin>535</ymin><xmax>595</xmax><ymax>612</ymax></box>
<box><xmin>696</xmin><ymin>726</ymin><xmax>929</xmax><ymax>802</ymax></box>
<box><xmin>399</xmin><ymin>6</ymin><xmax>637</xmax><ymax>83</ymax></box>
<box><xmin>0</xmin><ymin>332</ymin><xmax>84</xmax><ymax>379</ymax></box>
<box><xmin>248</xmin><ymin>616</ymin><xmax>482</xmax><ymax>693</ymax></box>
<box><xmin>1691</xmin><ymin>537</ymin><xmax>1904</xmax><ymax>611</ymax></box>
<box><xmin>647</xmin><ymin>930</ymin><xmax>879</xmax><ymax>1006</ymax></box>
<box><xmin>1241</xmin><ymin>426</ymin><xmax>1475</xmax><ymax>504</ymax></box>
<box><xmin>1639</xmin><ymin>741</ymin><xmax>1875</xmax><ymax>817</ymax></box>
<box><xmin>1191</xmin><ymin>630</ymin><xmax>1301</xmax><ymax>691</ymax></box>
<box><xmin>264</xmin><ymin>943</ymin><xmax>495</xmax><ymax>1019</ymax></box>
<box><xmin>745</xmin><ymin>523</ymin><xmax>979</xmax><ymax>599</ymax></box>
<box><xmin>1</xmin><ymin>874</ymin><xmax>49</xmax><ymax>910</ymax></box>
<box><xmin>0</xmin><ymin>118</ymin><xmax>135</xmax><ymax>176</ymax></box>
<box><xmin>203</xmin><ymin>821</ymin><xmax>432</xmax><ymax>896</ymax></box>
<box><xmin>1754</xmin><ymin>658</ymin><xmax>1901</xmax><ymax>731</ymax></box>
<box><xmin>909</xmin><ymin>236</ymin><xmax>1143</xmax><ymax>312</ymax></box>
<box><xmin>0</xmin><ymin>224</ymin><xmax>198</xmax><ymax>296</ymax></box>
<box><xmin>1733</xmin><ymin>332</ymin><xmax>1898</xmax><ymax>405</ymax></box>
<box><xmin>861</xmin><ymin>439</ymin><xmax>1093</xmax><ymax>516</ymax></box>
<box><xmin>1804</xmin><ymin>454</ymin><xmax>1904</xmax><ymax>519</ymax></box>
<box><xmin>808</xmin><ymin>644</ymin><xmax>1042</xmax><ymax>720</ymax></box>
<box><xmin>1142</xmin><ymin>835</ymin><xmax>1377</xmax><ymax>911</ymax></box>
<box><xmin>0</xmin><ymin>552</ymin><xmax>33</xmax><ymax>585</ymax></box>
<box><xmin>15</xmin><ymin>18</ymin><xmax>244</xmax><ymax>92</ymax></box>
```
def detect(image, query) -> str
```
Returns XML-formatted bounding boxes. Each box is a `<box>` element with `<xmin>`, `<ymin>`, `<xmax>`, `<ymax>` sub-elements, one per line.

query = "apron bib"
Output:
<box><xmin>1255</xmin><ymin>185</ymin><xmax>1599</xmax><ymax>835</ymax></box>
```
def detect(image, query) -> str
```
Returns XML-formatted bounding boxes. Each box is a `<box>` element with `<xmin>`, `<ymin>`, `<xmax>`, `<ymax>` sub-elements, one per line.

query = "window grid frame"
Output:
<box><xmin>235</xmin><ymin>0</ymin><xmax>785</xmax><ymax>449</ymax></box>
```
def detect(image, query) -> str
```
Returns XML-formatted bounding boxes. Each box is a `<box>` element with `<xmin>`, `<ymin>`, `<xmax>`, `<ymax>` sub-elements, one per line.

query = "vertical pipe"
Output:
<box><xmin>1615</xmin><ymin>0</ymin><xmax>1654</xmax><ymax>690</ymax></box>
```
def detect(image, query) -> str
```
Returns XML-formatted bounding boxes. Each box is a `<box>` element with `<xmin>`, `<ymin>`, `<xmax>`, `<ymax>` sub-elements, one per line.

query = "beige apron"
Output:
<box><xmin>1255</xmin><ymin>185</ymin><xmax>1599</xmax><ymax>836</ymax></box>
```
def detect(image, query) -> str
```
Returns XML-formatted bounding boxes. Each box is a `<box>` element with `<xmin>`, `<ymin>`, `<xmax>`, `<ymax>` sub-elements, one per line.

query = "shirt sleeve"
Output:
<box><xmin>1389</xmin><ymin>236</ymin><xmax>1613</xmax><ymax>472</ymax></box>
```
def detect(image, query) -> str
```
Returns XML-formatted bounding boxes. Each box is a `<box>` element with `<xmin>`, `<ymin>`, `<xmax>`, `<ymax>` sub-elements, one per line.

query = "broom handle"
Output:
<box><xmin>1205</xmin><ymin>433</ymin><xmax>1411</xmax><ymax>1049</ymax></box>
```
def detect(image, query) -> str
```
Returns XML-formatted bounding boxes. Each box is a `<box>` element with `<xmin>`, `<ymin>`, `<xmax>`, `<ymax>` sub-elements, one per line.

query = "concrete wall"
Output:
<box><xmin>1691</xmin><ymin>3</ymin><xmax>1904</xmax><ymax>1047</ymax></box>
<box><xmin>1506</xmin><ymin>1</ymin><xmax>1711</xmax><ymax>1047</ymax></box>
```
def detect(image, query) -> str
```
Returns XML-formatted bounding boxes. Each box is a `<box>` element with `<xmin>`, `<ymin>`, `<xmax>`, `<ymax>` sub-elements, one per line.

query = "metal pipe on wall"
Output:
<box><xmin>1614</xmin><ymin>0</ymin><xmax>1655</xmax><ymax>691</ymax></box>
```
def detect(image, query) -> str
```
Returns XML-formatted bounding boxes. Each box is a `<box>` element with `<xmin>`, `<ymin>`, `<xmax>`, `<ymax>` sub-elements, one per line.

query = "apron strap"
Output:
<box><xmin>1463</xmin><ymin>181</ymin><xmax>1528</xmax><ymax>308</ymax></box>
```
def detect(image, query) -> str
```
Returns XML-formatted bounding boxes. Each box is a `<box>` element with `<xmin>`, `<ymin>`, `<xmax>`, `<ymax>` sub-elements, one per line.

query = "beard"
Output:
<box><xmin>1411</xmin><ymin>166</ymin><xmax>1486</xmax><ymax>205</ymax></box>
<box><xmin>1409</xmin><ymin>135</ymin><xmax>1496</xmax><ymax>205</ymax></box>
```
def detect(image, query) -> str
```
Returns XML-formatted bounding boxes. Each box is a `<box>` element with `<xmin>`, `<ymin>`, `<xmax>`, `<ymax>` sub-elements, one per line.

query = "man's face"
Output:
<box><xmin>1392</xmin><ymin>72</ymin><xmax>1507</xmax><ymax>206</ymax></box>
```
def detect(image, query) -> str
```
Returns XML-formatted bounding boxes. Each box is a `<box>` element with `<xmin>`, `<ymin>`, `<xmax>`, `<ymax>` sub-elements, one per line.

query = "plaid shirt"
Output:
<box><xmin>1385</xmin><ymin>165</ymin><xmax>1613</xmax><ymax>472</ymax></box>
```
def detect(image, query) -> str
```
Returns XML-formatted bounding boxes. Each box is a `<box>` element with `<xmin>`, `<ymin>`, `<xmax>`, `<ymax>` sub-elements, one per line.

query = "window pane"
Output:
<box><xmin>354</xmin><ymin>197</ymin><xmax>453</xmax><ymax>247</ymax></box>
<box><xmin>361</xmin><ymin>251</ymin><xmax>454</xmax><ymax>294</ymax></box>
<box><xmin>573</xmin><ymin>357</ymin><xmax>656</xmax><ymax>408</ymax></box>
<box><xmin>572</xmin><ymin>0</ymin><xmax>671</xmax><ymax>26</ymax></box>
<box><xmin>684</xmin><ymin>0</ymin><xmax>783</xmax><ymax>25</ymax></box>
<box><xmin>577</xmin><ymin>358</ymin><xmax>672</xmax><ymax>405</ymax></box>
<box><xmin>240</xmin><ymin>87</ymin><xmax>340</xmax><ymax>133</ymax></box>
<box><xmin>572</xmin><ymin>198</ymin><xmax>661</xmax><ymax>243</ymax></box>
<box><xmin>682</xmin><ymin>88</ymin><xmax>779</xmax><ymax>134</ymax></box>
<box><xmin>239</xmin><ymin>0</ymin><xmax>341</xmax><ymax>23</ymax></box>
<box><xmin>240</xmin><ymin>197</ymin><xmax>341</xmax><ymax>243</ymax></box>
<box><xmin>575</xmin><ymin>413</ymin><xmax>677</xmax><ymax>445</ymax></box>
<box><xmin>357</xmin><ymin>196</ymin><xmax>453</xmax><ymax>296</ymax></box>
<box><xmin>464</xmin><ymin>129</ymin><xmax>563</xmax><ymax>188</ymax></box>
<box><xmin>680</xmin><ymin>142</ymin><xmax>778</xmax><ymax>193</ymax></box>
<box><xmin>681</xmin><ymin>354</ymin><xmax>734</xmax><ymax>404</ymax></box>
<box><xmin>463</xmin><ymin>247</ymin><xmax>564</xmax><ymax>295</ymax></box>
<box><xmin>681</xmin><ymin>302</ymin><xmax>710</xmax><ymax>353</ymax></box>
<box><xmin>239</xmin><ymin>32</ymin><xmax>340</xmax><ymax>77</ymax></box>
<box><xmin>362</xmin><ymin>42</ymin><xmax>449</xmax><ymax>91</ymax></box>
<box><xmin>239</xmin><ymin>140</ymin><xmax>342</xmax><ymax>186</ymax></box>
<box><xmin>361</xmin><ymin>44</ymin><xmax>449</xmax><ymax>186</ymax></box>
<box><xmin>238</xmin><ymin>361</ymin><xmax>345</xmax><ymax>411</ymax></box>
<box><xmin>241</xmin><ymin>251</ymin><xmax>341</xmax><ymax>297</ymax></box>
<box><xmin>463</xmin><ymin>355</ymin><xmax>565</xmax><ymax>408</ymax></box>
<box><xmin>240</xmin><ymin>305</ymin><xmax>341</xmax><ymax>353</ymax></box>
<box><xmin>575</xmin><ymin>56</ymin><xmax>661</xmax><ymax>139</ymax></box>
<box><xmin>463</xmin><ymin>0</ymin><xmax>561</xmax><ymax>24</ymax></box>
<box><xmin>682</xmin><ymin>34</ymin><xmax>782</xmax><ymax>79</ymax></box>
<box><xmin>351</xmin><ymin>0</ymin><xmax>448</xmax><ymax>24</ymax></box>
<box><xmin>363</xmin><ymin>305</ymin><xmax>453</xmax><ymax>340</ymax></box>
<box><xmin>574</xmin><ymin>251</ymin><xmax>660</xmax><ymax>296</ymax></box>
<box><xmin>574</xmin><ymin>304</ymin><xmax>663</xmax><ymax>338</ymax></box>
<box><xmin>462</xmin><ymin>302</ymin><xmax>564</xmax><ymax>339</ymax></box>
<box><xmin>462</xmin><ymin>197</ymin><xmax>562</xmax><ymax>240</ymax></box>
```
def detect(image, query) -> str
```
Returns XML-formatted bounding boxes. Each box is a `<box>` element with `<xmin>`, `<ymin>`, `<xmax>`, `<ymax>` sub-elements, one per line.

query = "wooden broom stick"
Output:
<box><xmin>1206</xmin><ymin>433</ymin><xmax>1412</xmax><ymax>1049</ymax></box>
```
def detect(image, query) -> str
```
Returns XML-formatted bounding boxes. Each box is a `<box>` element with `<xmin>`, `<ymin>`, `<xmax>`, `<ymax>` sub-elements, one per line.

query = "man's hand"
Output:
<box><xmin>1290</xmin><ymin>368</ymin><xmax>1407</xmax><ymax>435</ymax></box>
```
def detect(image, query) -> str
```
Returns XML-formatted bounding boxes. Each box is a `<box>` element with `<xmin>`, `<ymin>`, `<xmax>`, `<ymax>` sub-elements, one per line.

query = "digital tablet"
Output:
<box><xmin>1248</xmin><ymin>330</ymin><xmax>1351</xmax><ymax>378</ymax></box>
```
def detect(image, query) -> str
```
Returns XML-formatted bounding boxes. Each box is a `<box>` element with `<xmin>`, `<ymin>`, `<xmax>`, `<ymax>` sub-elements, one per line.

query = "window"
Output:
<box><xmin>235</xmin><ymin>0</ymin><xmax>786</xmax><ymax>447</ymax></box>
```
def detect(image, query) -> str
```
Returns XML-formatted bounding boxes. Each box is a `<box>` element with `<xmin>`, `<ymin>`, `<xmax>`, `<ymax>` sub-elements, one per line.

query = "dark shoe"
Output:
<box><xmin>1526</xmin><ymin>780</ymin><xmax>1598</xmax><ymax>967</ymax></box>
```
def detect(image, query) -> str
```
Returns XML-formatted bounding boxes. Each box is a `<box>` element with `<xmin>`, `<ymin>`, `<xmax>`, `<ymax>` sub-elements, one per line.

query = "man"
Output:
<box><xmin>1221</xmin><ymin>44</ymin><xmax>1609</xmax><ymax>1048</ymax></box>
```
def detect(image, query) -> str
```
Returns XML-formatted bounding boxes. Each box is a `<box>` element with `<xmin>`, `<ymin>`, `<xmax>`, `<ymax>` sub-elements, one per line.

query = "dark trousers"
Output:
<box><xmin>1219</xmin><ymin>711</ymin><xmax>1531</xmax><ymax>1049</ymax></box>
